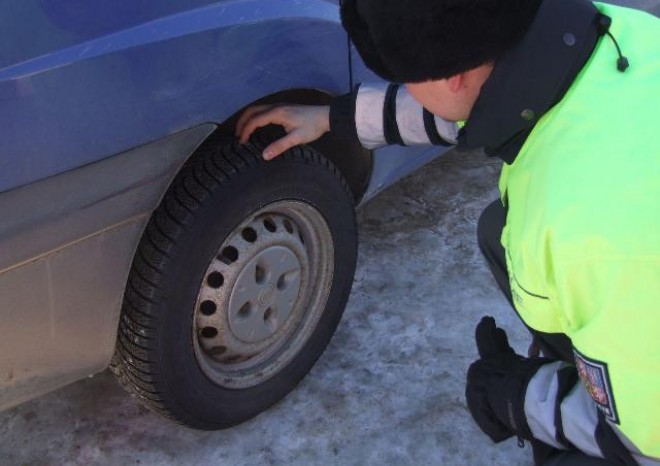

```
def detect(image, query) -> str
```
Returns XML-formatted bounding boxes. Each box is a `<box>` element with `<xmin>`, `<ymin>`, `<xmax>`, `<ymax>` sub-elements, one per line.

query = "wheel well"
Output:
<box><xmin>212</xmin><ymin>89</ymin><xmax>372</xmax><ymax>204</ymax></box>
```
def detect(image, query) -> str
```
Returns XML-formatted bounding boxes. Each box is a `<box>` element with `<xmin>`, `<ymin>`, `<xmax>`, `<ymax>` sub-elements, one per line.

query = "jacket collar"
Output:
<box><xmin>457</xmin><ymin>0</ymin><xmax>603</xmax><ymax>163</ymax></box>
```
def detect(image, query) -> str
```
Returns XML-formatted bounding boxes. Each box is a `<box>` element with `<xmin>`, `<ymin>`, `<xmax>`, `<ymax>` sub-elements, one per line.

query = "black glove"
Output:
<box><xmin>465</xmin><ymin>316</ymin><xmax>550</xmax><ymax>443</ymax></box>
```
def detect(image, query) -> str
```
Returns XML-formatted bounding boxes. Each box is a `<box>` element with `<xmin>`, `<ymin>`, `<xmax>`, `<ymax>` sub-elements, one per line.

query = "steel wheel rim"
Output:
<box><xmin>193</xmin><ymin>200</ymin><xmax>334</xmax><ymax>389</ymax></box>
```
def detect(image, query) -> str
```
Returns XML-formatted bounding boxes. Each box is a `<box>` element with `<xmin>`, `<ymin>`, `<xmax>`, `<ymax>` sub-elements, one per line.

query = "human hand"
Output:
<box><xmin>236</xmin><ymin>104</ymin><xmax>330</xmax><ymax>160</ymax></box>
<box><xmin>475</xmin><ymin>316</ymin><xmax>516</xmax><ymax>359</ymax></box>
<box><xmin>466</xmin><ymin>317</ymin><xmax>547</xmax><ymax>443</ymax></box>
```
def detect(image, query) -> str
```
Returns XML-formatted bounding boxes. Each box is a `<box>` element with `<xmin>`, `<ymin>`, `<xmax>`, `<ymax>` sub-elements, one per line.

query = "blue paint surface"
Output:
<box><xmin>0</xmin><ymin>0</ymin><xmax>348</xmax><ymax>193</ymax></box>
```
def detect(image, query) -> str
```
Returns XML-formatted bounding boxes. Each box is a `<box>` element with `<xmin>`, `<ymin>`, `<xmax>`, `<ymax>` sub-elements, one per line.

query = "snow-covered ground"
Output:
<box><xmin>0</xmin><ymin>149</ymin><xmax>535</xmax><ymax>466</ymax></box>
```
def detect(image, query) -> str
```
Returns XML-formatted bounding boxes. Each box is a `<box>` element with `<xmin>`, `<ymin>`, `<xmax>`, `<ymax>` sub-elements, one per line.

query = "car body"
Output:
<box><xmin>0</xmin><ymin>0</ymin><xmax>450</xmax><ymax>423</ymax></box>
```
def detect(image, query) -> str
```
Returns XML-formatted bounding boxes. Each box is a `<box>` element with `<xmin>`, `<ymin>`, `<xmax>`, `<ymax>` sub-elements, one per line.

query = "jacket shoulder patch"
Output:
<box><xmin>574</xmin><ymin>349</ymin><xmax>619</xmax><ymax>424</ymax></box>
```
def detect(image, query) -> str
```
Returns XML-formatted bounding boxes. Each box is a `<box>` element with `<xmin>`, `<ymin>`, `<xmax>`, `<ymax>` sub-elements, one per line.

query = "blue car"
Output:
<box><xmin>0</xmin><ymin>0</ymin><xmax>449</xmax><ymax>429</ymax></box>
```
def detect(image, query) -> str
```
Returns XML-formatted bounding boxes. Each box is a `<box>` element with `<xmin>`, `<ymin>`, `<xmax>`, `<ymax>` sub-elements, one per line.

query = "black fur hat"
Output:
<box><xmin>341</xmin><ymin>0</ymin><xmax>541</xmax><ymax>83</ymax></box>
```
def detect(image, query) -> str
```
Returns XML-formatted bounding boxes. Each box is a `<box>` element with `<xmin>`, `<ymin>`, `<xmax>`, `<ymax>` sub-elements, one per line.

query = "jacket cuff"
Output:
<box><xmin>329</xmin><ymin>91</ymin><xmax>358</xmax><ymax>141</ymax></box>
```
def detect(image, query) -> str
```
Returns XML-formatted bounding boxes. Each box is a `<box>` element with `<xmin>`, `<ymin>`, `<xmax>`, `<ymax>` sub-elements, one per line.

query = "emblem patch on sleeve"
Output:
<box><xmin>574</xmin><ymin>349</ymin><xmax>619</xmax><ymax>424</ymax></box>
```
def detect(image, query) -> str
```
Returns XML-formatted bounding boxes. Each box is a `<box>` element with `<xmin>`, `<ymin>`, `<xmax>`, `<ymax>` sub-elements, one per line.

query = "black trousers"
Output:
<box><xmin>477</xmin><ymin>200</ymin><xmax>620</xmax><ymax>466</ymax></box>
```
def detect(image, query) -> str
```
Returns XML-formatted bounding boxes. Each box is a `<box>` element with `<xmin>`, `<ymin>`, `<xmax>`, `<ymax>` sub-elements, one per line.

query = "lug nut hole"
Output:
<box><xmin>263</xmin><ymin>218</ymin><xmax>277</xmax><ymax>232</ymax></box>
<box><xmin>283</xmin><ymin>219</ymin><xmax>294</xmax><ymax>234</ymax></box>
<box><xmin>200</xmin><ymin>300</ymin><xmax>217</xmax><ymax>316</ymax></box>
<box><xmin>201</xmin><ymin>327</ymin><xmax>218</xmax><ymax>338</ymax></box>
<box><xmin>241</xmin><ymin>227</ymin><xmax>257</xmax><ymax>243</ymax></box>
<box><xmin>207</xmin><ymin>272</ymin><xmax>224</xmax><ymax>288</ymax></box>
<box><xmin>255</xmin><ymin>263</ymin><xmax>267</xmax><ymax>284</ymax></box>
<box><xmin>219</xmin><ymin>246</ymin><xmax>239</xmax><ymax>264</ymax></box>
<box><xmin>238</xmin><ymin>302</ymin><xmax>252</xmax><ymax>319</ymax></box>
<box><xmin>264</xmin><ymin>307</ymin><xmax>274</xmax><ymax>321</ymax></box>
<box><xmin>277</xmin><ymin>274</ymin><xmax>289</xmax><ymax>290</ymax></box>
<box><xmin>210</xmin><ymin>346</ymin><xmax>227</xmax><ymax>356</ymax></box>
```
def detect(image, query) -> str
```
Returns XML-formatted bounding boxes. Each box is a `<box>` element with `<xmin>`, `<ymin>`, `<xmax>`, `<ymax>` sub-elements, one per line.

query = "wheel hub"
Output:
<box><xmin>228</xmin><ymin>246</ymin><xmax>302</xmax><ymax>344</ymax></box>
<box><xmin>192</xmin><ymin>201</ymin><xmax>334</xmax><ymax>389</ymax></box>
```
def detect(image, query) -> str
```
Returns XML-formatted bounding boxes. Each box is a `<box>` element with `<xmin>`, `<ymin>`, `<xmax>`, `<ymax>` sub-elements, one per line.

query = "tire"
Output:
<box><xmin>110</xmin><ymin>130</ymin><xmax>358</xmax><ymax>429</ymax></box>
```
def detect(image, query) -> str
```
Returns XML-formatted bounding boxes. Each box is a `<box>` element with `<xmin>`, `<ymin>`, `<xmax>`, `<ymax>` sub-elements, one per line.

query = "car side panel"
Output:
<box><xmin>0</xmin><ymin>126</ymin><xmax>214</xmax><ymax>273</ymax></box>
<box><xmin>0</xmin><ymin>125</ymin><xmax>214</xmax><ymax>412</ymax></box>
<box><xmin>0</xmin><ymin>0</ymin><xmax>349</xmax><ymax>194</ymax></box>
<box><xmin>0</xmin><ymin>218</ymin><xmax>144</xmax><ymax>411</ymax></box>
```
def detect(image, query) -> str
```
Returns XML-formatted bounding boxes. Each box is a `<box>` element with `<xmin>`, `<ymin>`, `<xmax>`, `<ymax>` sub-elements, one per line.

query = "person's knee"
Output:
<box><xmin>477</xmin><ymin>199</ymin><xmax>505</xmax><ymax>257</ymax></box>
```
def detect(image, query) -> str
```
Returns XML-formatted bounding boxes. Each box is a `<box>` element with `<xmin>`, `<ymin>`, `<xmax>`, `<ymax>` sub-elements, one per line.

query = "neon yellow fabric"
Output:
<box><xmin>498</xmin><ymin>3</ymin><xmax>660</xmax><ymax>456</ymax></box>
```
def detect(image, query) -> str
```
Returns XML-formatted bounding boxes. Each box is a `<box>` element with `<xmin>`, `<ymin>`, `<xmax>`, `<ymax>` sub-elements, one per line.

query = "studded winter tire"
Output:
<box><xmin>110</xmin><ymin>131</ymin><xmax>358</xmax><ymax>429</ymax></box>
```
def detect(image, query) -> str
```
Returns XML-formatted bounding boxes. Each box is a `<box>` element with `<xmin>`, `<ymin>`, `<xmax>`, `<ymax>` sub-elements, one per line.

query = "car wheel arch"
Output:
<box><xmin>210</xmin><ymin>88</ymin><xmax>372</xmax><ymax>205</ymax></box>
